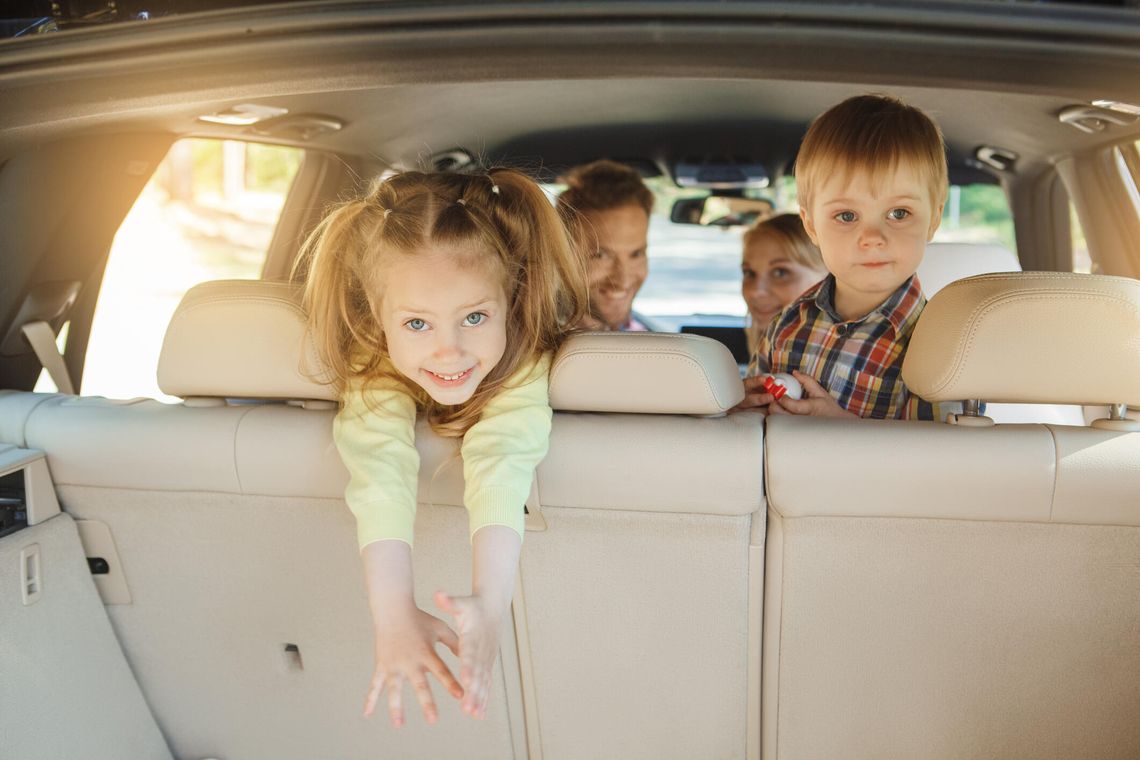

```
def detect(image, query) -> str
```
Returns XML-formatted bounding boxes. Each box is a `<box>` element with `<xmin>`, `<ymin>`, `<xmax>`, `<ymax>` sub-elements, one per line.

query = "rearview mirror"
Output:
<box><xmin>670</xmin><ymin>196</ymin><xmax>775</xmax><ymax>227</ymax></box>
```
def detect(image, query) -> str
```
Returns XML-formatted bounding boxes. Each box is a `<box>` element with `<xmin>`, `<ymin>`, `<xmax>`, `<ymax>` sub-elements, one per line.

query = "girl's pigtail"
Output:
<box><xmin>489</xmin><ymin>167</ymin><xmax>589</xmax><ymax>354</ymax></box>
<box><xmin>295</xmin><ymin>197</ymin><xmax>387</xmax><ymax>392</ymax></box>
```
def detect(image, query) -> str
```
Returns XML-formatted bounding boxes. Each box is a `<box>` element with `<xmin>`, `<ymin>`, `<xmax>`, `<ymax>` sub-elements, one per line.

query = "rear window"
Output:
<box><xmin>612</xmin><ymin>178</ymin><xmax>1015</xmax><ymax>328</ymax></box>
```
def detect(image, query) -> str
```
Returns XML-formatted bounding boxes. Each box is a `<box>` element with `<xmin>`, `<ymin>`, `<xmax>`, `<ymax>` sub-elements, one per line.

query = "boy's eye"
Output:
<box><xmin>463</xmin><ymin>312</ymin><xmax>486</xmax><ymax>326</ymax></box>
<box><xmin>888</xmin><ymin>208</ymin><xmax>911</xmax><ymax>221</ymax></box>
<box><xmin>835</xmin><ymin>211</ymin><xmax>857</xmax><ymax>223</ymax></box>
<box><xmin>405</xmin><ymin>318</ymin><xmax>428</xmax><ymax>332</ymax></box>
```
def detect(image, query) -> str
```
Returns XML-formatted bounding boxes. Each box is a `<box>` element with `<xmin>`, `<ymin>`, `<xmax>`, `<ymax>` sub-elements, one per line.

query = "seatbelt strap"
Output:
<box><xmin>21</xmin><ymin>320</ymin><xmax>75</xmax><ymax>394</ymax></box>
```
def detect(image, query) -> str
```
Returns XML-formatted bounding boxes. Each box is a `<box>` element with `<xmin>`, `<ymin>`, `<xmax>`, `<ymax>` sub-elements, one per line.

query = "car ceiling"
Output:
<box><xmin>2</xmin><ymin>1</ymin><xmax>1140</xmax><ymax>180</ymax></box>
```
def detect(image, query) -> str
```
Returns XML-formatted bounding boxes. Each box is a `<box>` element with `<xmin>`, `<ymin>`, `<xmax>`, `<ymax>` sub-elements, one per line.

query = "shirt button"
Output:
<box><xmin>836</xmin><ymin>325</ymin><xmax>848</xmax><ymax>336</ymax></box>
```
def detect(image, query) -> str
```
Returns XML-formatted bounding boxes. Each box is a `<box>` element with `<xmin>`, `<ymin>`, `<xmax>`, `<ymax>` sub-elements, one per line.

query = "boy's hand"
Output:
<box><xmin>434</xmin><ymin>591</ymin><xmax>506</xmax><ymax>720</ymax></box>
<box><xmin>364</xmin><ymin>606</ymin><xmax>464</xmax><ymax>727</ymax></box>
<box><xmin>767</xmin><ymin>371</ymin><xmax>857</xmax><ymax>418</ymax></box>
<box><xmin>733</xmin><ymin>374</ymin><xmax>775</xmax><ymax>411</ymax></box>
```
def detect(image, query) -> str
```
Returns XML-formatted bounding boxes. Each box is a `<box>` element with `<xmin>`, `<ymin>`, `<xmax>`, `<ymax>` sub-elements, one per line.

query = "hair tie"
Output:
<box><xmin>490</xmin><ymin>184</ymin><xmax>500</xmax><ymax>195</ymax></box>
<box><xmin>456</xmin><ymin>198</ymin><xmax>467</xmax><ymax>206</ymax></box>
<box><xmin>382</xmin><ymin>208</ymin><xmax>391</xmax><ymax>219</ymax></box>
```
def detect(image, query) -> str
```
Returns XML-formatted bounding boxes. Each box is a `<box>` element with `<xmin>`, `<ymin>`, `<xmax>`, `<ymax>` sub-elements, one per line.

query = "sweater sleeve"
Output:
<box><xmin>332</xmin><ymin>374</ymin><xmax>420</xmax><ymax>550</ymax></box>
<box><xmin>460</xmin><ymin>353</ymin><xmax>553</xmax><ymax>542</ymax></box>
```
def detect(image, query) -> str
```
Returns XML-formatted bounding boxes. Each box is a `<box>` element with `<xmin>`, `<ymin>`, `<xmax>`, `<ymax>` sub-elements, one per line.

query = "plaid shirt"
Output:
<box><xmin>748</xmin><ymin>274</ymin><xmax>943</xmax><ymax>420</ymax></box>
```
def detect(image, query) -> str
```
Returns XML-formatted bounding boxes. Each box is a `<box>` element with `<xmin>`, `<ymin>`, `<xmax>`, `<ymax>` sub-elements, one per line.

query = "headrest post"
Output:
<box><xmin>963</xmin><ymin>399</ymin><xmax>982</xmax><ymax>417</ymax></box>
<box><xmin>1110</xmin><ymin>403</ymin><xmax>1128</xmax><ymax>421</ymax></box>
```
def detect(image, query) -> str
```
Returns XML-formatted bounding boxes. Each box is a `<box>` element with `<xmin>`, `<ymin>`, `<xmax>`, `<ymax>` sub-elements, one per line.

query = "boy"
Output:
<box><xmin>742</xmin><ymin>94</ymin><xmax>947</xmax><ymax>420</ymax></box>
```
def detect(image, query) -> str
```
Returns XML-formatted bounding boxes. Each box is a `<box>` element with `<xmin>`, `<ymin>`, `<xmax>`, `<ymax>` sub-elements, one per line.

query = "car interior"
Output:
<box><xmin>2</xmin><ymin>2</ymin><xmax>1140</xmax><ymax>759</ymax></box>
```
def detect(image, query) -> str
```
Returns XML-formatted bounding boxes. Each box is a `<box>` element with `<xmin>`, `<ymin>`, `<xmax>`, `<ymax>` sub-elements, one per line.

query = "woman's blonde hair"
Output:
<box><xmin>742</xmin><ymin>212</ymin><xmax>824</xmax><ymax>271</ymax></box>
<box><xmin>296</xmin><ymin>168</ymin><xmax>588</xmax><ymax>438</ymax></box>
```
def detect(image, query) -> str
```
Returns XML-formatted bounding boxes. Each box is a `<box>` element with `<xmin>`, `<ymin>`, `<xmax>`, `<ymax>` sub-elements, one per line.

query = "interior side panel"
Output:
<box><xmin>0</xmin><ymin>513</ymin><xmax>173</xmax><ymax>760</ymax></box>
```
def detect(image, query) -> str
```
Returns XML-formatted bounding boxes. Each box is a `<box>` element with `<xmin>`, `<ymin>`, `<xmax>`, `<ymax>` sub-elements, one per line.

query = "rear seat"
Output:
<box><xmin>1</xmin><ymin>280</ymin><xmax>766</xmax><ymax>760</ymax></box>
<box><xmin>762</xmin><ymin>272</ymin><xmax>1140</xmax><ymax>760</ymax></box>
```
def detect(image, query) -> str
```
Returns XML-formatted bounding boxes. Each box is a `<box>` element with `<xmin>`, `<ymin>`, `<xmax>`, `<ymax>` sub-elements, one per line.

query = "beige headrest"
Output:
<box><xmin>550</xmin><ymin>332</ymin><xmax>744</xmax><ymax>414</ymax></box>
<box><xmin>902</xmin><ymin>272</ymin><xmax>1140</xmax><ymax>406</ymax></box>
<box><xmin>158</xmin><ymin>280</ymin><xmax>335</xmax><ymax>401</ymax></box>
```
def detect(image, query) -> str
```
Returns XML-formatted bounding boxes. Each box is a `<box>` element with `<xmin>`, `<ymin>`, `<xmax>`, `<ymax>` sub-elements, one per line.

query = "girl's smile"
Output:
<box><xmin>379</xmin><ymin>249</ymin><xmax>508</xmax><ymax>405</ymax></box>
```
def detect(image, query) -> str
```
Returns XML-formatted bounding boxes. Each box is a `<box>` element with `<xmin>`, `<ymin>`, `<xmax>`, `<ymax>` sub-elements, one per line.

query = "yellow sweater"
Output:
<box><xmin>332</xmin><ymin>354</ymin><xmax>552</xmax><ymax>549</ymax></box>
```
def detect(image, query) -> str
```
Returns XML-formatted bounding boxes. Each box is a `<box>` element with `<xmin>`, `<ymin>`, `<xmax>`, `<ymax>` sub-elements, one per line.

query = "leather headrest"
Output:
<box><xmin>902</xmin><ymin>272</ymin><xmax>1140</xmax><ymax>406</ymax></box>
<box><xmin>159</xmin><ymin>281</ymin><xmax>746</xmax><ymax>413</ymax></box>
<box><xmin>550</xmin><ymin>332</ymin><xmax>744</xmax><ymax>415</ymax></box>
<box><xmin>158</xmin><ymin>280</ymin><xmax>335</xmax><ymax>401</ymax></box>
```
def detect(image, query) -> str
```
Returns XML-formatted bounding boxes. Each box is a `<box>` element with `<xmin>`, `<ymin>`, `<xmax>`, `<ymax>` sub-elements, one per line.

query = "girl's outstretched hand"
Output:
<box><xmin>434</xmin><ymin>591</ymin><xmax>504</xmax><ymax>720</ymax></box>
<box><xmin>363</xmin><ymin>605</ymin><xmax>464</xmax><ymax>727</ymax></box>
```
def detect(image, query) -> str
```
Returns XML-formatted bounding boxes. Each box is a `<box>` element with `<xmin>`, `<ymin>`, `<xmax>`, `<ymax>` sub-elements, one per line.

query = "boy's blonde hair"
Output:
<box><xmin>742</xmin><ymin>212</ymin><xmax>824</xmax><ymax>271</ymax></box>
<box><xmin>795</xmin><ymin>94</ymin><xmax>949</xmax><ymax>215</ymax></box>
<box><xmin>296</xmin><ymin>169</ymin><xmax>588</xmax><ymax>438</ymax></box>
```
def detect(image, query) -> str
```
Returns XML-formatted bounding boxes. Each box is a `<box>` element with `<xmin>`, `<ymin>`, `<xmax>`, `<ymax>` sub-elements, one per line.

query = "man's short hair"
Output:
<box><xmin>794</xmin><ymin>94</ymin><xmax>949</xmax><ymax>214</ymax></box>
<box><xmin>557</xmin><ymin>159</ymin><xmax>654</xmax><ymax>217</ymax></box>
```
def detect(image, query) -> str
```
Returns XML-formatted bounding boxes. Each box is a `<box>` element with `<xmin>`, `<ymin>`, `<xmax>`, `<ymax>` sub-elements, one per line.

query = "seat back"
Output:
<box><xmin>761</xmin><ymin>273</ymin><xmax>1140</xmax><ymax>759</ymax></box>
<box><xmin>4</xmin><ymin>282</ymin><xmax>766</xmax><ymax>760</ymax></box>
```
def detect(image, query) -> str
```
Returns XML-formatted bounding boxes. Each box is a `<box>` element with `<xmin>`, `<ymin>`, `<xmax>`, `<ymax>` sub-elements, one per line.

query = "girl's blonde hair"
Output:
<box><xmin>296</xmin><ymin>168</ymin><xmax>588</xmax><ymax>438</ymax></box>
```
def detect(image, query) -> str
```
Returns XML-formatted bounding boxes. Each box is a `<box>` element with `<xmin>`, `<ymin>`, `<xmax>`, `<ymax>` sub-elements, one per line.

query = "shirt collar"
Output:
<box><xmin>812</xmin><ymin>273</ymin><xmax>925</xmax><ymax>332</ymax></box>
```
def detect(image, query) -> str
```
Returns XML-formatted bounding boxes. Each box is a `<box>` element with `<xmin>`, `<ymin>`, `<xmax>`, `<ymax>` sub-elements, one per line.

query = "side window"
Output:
<box><xmin>37</xmin><ymin>138</ymin><xmax>303</xmax><ymax>400</ymax></box>
<box><xmin>933</xmin><ymin>184</ymin><xmax>1015</xmax><ymax>249</ymax></box>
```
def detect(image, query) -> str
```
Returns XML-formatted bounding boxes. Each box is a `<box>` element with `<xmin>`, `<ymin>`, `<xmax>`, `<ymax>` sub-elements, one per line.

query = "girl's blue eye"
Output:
<box><xmin>888</xmin><ymin>208</ymin><xmax>911</xmax><ymax>221</ymax></box>
<box><xmin>835</xmin><ymin>211</ymin><xmax>857</xmax><ymax>223</ymax></box>
<box><xmin>406</xmin><ymin>318</ymin><xmax>428</xmax><ymax>331</ymax></box>
<box><xmin>464</xmin><ymin>312</ymin><xmax>486</xmax><ymax>326</ymax></box>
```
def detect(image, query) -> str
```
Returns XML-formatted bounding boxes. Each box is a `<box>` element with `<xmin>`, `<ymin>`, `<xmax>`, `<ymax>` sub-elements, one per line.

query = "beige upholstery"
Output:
<box><xmin>157</xmin><ymin>282</ymin><xmax>746</xmax><ymax>415</ymax></box>
<box><xmin>157</xmin><ymin>279</ymin><xmax>335</xmax><ymax>401</ymax></box>
<box><xmin>917</xmin><ymin>241</ymin><xmax>1020</xmax><ymax>297</ymax></box>
<box><xmin>763</xmin><ymin>415</ymin><xmax>1140</xmax><ymax>760</ymax></box>
<box><xmin>550</xmin><ymin>331</ymin><xmax>745</xmax><ymax>414</ymax></box>
<box><xmin>903</xmin><ymin>272</ymin><xmax>1140</xmax><ymax>406</ymax></box>
<box><xmin>0</xmin><ymin>513</ymin><xmax>173</xmax><ymax>760</ymax></box>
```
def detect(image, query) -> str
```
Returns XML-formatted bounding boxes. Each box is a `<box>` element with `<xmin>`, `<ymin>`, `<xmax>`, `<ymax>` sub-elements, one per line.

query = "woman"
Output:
<box><xmin>741</xmin><ymin>213</ymin><xmax>827</xmax><ymax>353</ymax></box>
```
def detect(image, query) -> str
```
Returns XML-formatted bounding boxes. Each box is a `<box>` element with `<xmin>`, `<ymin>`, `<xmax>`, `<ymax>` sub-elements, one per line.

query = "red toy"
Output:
<box><xmin>761</xmin><ymin>372</ymin><xmax>804</xmax><ymax>401</ymax></box>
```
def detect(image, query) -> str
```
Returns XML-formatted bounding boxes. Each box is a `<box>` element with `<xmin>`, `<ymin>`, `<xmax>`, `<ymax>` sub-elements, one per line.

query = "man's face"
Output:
<box><xmin>801</xmin><ymin>163</ymin><xmax>943</xmax><ymax>319</ymax></box>
<box><xmin>379</xmin><ymin>249</ymin><xmax>508</xmax><ymax>406</ymax></box>
<box><xmin>583</xmin><ymin>204</ymin><xmax>650</xmax><ymax>330</ymax></box>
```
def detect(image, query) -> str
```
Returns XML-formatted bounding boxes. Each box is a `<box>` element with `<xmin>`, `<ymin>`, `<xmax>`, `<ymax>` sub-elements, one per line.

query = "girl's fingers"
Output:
<box><xmin>426</xmin><ymin>651</ymin><xmax>464</xmax><ymax>699</ymax></box>
<box><xmin>409</xmin><ymin>672</ymin><xmax>439</xmax><ymax>724</ymax></box>
<box><xmin>432</xmin><ymin>618</ymin><xmax>461</xmax><ymax>656</ymax></box>
<box><xmin>363</xmin><ymin>669</ymin><xmax>386</xmax><ymax>717</ymax></box>
<box><xmin>387</xmin><ymin>674</ymin><xmax>406</xmax><ymax>728</ymax></box>
<box><xmin>434</xmin><ymin>590</ymin><xmax>457</xmax><ymax>616</ymax></box>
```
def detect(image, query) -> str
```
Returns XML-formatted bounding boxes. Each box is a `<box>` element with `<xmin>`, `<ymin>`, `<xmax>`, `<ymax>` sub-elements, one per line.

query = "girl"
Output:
<box><xmin>740</xmin><ymin>212</ymin><xmax>827</xmax><ymax>356</ymax></box>
<box><xmin>299</xmin><ymin>169</ymin><xmax>587</xmax><ymax>727</ymax></box>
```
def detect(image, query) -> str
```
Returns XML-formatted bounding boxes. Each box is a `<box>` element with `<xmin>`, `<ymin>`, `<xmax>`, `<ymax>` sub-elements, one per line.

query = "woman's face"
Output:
<box><xmin>741</xmin><ymin>232</ymin><xmax>827</xmax><ymax>327</ymax></box>
<box><xmin>582</xmin><ymin>204</ymin><xmax>650</xmax><ymax>330</ymax></box>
